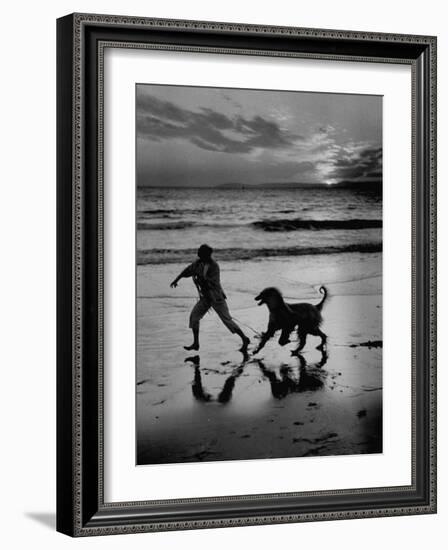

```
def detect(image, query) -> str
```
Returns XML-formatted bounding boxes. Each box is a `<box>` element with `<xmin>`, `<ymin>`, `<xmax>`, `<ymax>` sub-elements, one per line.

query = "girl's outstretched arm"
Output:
<box><xmin>170</xmin><ymin>263</ymin><xmax>195</xmax><ymax>288</ymax></box>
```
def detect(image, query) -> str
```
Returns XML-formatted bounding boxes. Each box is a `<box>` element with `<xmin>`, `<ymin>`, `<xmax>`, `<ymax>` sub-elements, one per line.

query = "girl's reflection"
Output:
<box><xmin>185</xmin><ymin>349</ymin><xmax>249</xmax><ymax>404</ymax></box>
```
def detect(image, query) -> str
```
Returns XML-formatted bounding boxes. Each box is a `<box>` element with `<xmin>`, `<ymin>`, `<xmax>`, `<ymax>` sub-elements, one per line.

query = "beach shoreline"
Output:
<box><xmin>136</xmin><ymin>252</ymin><xmax>382</xmax><ymax>465</ymax></box>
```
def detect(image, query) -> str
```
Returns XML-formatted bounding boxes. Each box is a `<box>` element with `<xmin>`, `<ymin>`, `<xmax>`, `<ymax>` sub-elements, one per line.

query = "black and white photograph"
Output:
<box><xmin>50</xmin><ymin>5</ymin><xmax>440</xmax><ymax>541</ymax></box>
<box><xmin>136</xmin><ymin>83</ymin><xmax>383</xmax><ymax>465</ymax></box>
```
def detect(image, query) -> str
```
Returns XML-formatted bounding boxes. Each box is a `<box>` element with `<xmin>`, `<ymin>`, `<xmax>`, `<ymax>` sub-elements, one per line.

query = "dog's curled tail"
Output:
<box><xmin>316</xmin><ymin>286</ymin><xmax>328</xmax><ymax>311</ymax></box>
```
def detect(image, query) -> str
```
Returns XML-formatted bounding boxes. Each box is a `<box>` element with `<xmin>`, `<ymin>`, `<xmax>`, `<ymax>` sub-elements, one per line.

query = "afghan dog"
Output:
<box><xmin>253</xmin><ymin>286</ymin><xmax>327</xmax><ymax>354</ymax></box>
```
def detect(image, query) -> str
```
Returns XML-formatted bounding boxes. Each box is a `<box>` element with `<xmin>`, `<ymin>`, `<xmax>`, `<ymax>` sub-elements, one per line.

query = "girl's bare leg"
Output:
<box><xmin>184</xmin><ymin>327</ymin><xmax>200</xmax><ymax>351</ymax></box>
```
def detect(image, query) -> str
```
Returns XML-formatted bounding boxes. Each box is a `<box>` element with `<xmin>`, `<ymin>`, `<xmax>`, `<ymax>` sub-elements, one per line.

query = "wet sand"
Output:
<box><xmin>136</xmin><ymin>252</ymin><xmax>382</xmax><ymax>464</ymax></box>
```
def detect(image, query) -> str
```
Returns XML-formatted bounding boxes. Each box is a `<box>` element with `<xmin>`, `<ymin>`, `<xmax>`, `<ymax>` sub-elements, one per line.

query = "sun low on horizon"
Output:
<box><xmin>136</xmin><ymin>84</ymin><xmax>382</xmax><ymax>189</ymax></box>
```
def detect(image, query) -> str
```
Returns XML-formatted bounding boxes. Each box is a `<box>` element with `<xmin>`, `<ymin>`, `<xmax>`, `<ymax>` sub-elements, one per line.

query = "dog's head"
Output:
<box><xmin>254</xmin><ymin>287</ymin><xmax>284</xmax><ymax>309</ymax></box>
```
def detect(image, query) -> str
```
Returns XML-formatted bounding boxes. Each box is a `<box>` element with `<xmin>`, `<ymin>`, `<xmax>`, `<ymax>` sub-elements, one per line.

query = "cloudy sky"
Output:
<box><xmin>136</xmin><ymin>84</ymin><xmax>382</xmax><ymax>187</ymax></box>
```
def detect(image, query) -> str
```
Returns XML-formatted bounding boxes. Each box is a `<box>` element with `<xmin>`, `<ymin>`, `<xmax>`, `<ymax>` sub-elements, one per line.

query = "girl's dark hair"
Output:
<box><xmin>198</xmin><ymin>244</ymin><xmax>213</xmax><ymax>259</ymax></box>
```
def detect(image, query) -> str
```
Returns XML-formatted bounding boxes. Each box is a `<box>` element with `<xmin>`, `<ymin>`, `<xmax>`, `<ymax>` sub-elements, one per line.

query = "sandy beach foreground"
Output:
<box><xmin>136</xmin><ymin>252</ymin><xmax>382</xmax><ymax>465</ymax></box>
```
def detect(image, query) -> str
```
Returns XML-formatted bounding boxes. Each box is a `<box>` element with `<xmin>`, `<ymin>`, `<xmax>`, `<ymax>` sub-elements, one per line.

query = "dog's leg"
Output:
<box><xmin>294</xmin><ymin>330</ymin><xmax>307</xmax><ymax>354</ymax></box>
<box><xmin>316</xmin><ymin>348</ymin><xmax>328</xmax><ymax>368</ymax></box>
<box><xmin>253</xmin><ymin>325</ymin><xmax>276</xmax><ymax>354</ymax></box>
<box><xmin>278</xmin><ymin>327</ymin><xmax>292</xmax><ymax>346</ymax></box>
<box><xmin>315</xmin><ymin>329</ymin><xmax>327</xmax><ymax>351</ymax></box>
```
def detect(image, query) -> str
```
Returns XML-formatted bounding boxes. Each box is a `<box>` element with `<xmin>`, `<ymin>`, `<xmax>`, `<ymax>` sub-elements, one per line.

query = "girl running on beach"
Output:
<box><xmin>170</xmin><ymin>244</ymin><xmax>250</xmax><ymax>351</ymax></box>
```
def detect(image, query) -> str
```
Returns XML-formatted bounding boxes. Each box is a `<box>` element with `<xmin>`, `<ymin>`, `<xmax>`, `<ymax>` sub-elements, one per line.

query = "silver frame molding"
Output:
<box><xmin>57</xmin><ymin>13</ymin><xmax>437</xmax><ymax>537</ymax></box>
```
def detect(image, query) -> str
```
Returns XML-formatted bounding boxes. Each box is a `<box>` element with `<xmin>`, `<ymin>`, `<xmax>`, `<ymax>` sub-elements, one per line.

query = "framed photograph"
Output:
<box><xmin>57</xmin><ymin>13</ymin><xmax>437</xmax><ymax>536</ymax></box>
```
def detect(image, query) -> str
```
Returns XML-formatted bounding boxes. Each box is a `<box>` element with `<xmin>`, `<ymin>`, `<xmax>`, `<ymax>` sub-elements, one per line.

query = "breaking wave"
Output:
<box><xmin>137</xmin><ymin>243</ymin><xmax>382</xmax><ymax>265</ymax></box>
<box><xmin>137</xmin><ymin>218</ymin><xmax>382</xmax><ymax>232</ymax></box>
<box><xmin>252</xmin><ymin>218</ymin><xmax>382</xmax><ymax>232</ymax></box>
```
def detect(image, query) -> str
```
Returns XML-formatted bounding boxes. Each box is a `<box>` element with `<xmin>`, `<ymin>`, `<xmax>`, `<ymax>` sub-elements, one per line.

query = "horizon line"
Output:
<box><xmin>136</xmin><ymin>181</ymin><xmax>383</xmax><ymax>189</ymax></box>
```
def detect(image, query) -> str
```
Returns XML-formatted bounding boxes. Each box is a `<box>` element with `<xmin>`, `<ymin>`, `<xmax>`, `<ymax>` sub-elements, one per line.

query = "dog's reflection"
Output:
<box><xmin>255</xmin><ymin>349</ymin><xmax>328</xmax><ymax>399</ymax></box>
<box><xmin>185</xmin><ymin>349</ymin><xmax>249</xmax><ymax>404</ymax></box>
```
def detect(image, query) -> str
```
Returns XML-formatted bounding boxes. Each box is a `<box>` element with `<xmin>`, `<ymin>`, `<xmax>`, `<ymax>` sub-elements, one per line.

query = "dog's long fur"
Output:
<box><xmin>254</xmin><ymin>286</ymin><xmax>327</xmax><ymax>354</ymax></box>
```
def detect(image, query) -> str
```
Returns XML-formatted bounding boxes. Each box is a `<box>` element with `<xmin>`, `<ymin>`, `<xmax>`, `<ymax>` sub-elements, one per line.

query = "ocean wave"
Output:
<box><xmin>252</xmin><ymin>218</ymin><xmax>382</xmax><ymax>232</ymax></box>
<box><xmin>138</xmin><ymin>207</ymin><xmax>212</xmax><ymax>215</ymax></box>
<box><xmin>137</xmin><ymin>221</ymin><xmax>196</xmax><ymax>230</ymax></box>
<box><xmin>138</xmin><ymin>208</ymin><xmax>179</xmax><ymax>215</ymax></box>
<box><xmin>137</xmin><ymin>220</ymin><xmax>246</xmax><ymax>230</ymax></box>
<box><xmin>137</xmin><ymin>243</ymin><xmax>382</xmax><ymax>265</ymax></box>
<box><xmin>137</xmin><ymin>217</ymin><xmax>382</xmax><ymax>232</ymax></box>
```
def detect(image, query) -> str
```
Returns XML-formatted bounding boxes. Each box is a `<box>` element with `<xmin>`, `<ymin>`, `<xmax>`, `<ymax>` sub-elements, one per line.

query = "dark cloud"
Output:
<box><xmin>200</xmin><ymin>108</ymin><xmax>234</xmax><ymax>130</ymax></box>
<box><xmin>329</xmin><ymin>146</ymin><xmax>382</xmax><ymax>182</ymax></box>
<box><xmin>137</xmin><ymin>94</ymin><xmax>303</xmax><ymax>154</ymax></box>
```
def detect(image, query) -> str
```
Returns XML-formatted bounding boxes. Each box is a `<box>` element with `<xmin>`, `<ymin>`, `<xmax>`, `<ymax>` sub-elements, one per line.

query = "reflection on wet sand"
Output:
<box><xmin>256</xmin><ymin>350</ymin><xmax>328</xmax><ymax>399</ymax></box>
<box><xmin>185</xmin><ymin>349</ymin><xmax>328</xmax><ymax>404</ymax></box>
<box><xmin>185</xmin><ymin>349</ymin><xmax>249</xmax><ymax>404</ymax></box>
<box><xmin>137</xmin><ymin>340</ymin><xmax>382</xmax><ymax>464</ymax></box>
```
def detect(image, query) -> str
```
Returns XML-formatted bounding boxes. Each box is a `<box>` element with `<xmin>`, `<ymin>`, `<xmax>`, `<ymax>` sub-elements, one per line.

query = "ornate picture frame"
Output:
<box><xmin>57</xmin><ymin>13</ymin><xmax>436</xmax><ymax>536</ymax></box>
